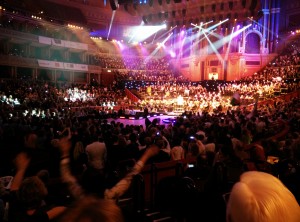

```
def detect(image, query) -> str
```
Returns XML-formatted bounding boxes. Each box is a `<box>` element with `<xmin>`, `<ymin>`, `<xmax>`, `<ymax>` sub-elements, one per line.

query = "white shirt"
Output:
<box><xmin>86</xmin><ymin>141</ymin><xmax>107</xmax><ymax>170</ymax></box>
<box><xmin>171</xmin><ymin>146</ymin><xmax>185</xmax><ymax>160</ymax></box>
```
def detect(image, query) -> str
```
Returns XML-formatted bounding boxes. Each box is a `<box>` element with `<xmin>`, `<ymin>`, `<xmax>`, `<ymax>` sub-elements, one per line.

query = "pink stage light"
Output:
<box><xmin>169</xmin><ymin>51</ymin><xmax>176</xmax><ymax>58</ymax></box>
<box><xmin>116</xmin><ymin>41</ymin><xmax>125</xmax><ymax>50</ymax></box>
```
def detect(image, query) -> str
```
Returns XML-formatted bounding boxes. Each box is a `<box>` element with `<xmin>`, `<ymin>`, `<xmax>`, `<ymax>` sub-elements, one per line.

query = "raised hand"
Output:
<box><xmin>14</xmin><ymin>152</ymin><xmax>31</xmax><ymax>171</ymax></box>
<box><xmin>58</xmin><ymin>136</ymin><xmax>72</xmax><ymax>158</ymax></box>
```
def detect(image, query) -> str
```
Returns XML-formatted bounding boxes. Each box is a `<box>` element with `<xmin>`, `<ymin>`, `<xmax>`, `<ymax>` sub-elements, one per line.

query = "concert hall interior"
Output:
<box><xmin>0</xmin><ymin>0</ymin><xmax>300</xmax><ymax>222</ymax></box>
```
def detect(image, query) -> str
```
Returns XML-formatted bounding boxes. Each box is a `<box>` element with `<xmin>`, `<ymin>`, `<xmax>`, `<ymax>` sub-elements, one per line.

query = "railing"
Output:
<box><xmin>0</xmin><ymin>54</ymin><xmax>37</xmax><ymax>67</ymax></box>
<box><xmin>125</xmin><ymin>88</ymin><xmax>140</xmax><ymax>103</ymax></box>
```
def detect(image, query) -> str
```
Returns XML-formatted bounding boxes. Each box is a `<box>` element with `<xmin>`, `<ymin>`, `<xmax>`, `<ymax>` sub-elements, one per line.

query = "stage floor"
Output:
<box><xmin>107</xmin><ymin>114</ymin><xmax>178</xmax><ymax>129</ymax></box>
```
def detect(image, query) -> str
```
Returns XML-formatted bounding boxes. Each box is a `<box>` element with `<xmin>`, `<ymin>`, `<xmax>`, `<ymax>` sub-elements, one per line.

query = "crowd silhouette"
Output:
<box><xmin>0</xmin><ymin>18</ymin><xmax>300</xmax><ymax>222</ymax></box>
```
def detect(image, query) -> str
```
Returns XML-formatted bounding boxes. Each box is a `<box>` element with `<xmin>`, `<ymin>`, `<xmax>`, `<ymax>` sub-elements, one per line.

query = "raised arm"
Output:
<box><xmin>57</xmin><ymin>134</ymin><xmax>85</xmax><ymax>200</ymax></box>
<box><xmin>104</xmin><ymin>145</ymin><xmax>159</xmax><ymax>200</ymax></box>
<box><xmin>10</xmin><ymin>152</ymin><xmax>31</xmax><ymax>191</ymax></box>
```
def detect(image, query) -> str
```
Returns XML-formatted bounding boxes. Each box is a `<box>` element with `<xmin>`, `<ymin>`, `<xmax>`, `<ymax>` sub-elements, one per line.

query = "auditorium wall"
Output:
<box><xmin>178</xmin><ymin>53</ymin><xmax>278</xmax><ymax>81</ymax></box>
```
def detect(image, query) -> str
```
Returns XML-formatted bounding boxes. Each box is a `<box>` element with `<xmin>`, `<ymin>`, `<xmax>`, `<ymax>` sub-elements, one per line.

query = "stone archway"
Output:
<box><xmin>244</xmin><ymin>30</ymin><xmax>263</xmax><ymax>54</ymax></box>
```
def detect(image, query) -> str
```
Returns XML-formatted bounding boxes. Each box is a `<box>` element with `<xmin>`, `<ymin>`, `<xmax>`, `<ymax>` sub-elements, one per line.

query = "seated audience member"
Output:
<box><xmin>170</xmin><ymin>138</ymin><xmax>185</xmax><ymax>161</ymax></box>
<box><xmin>125</xmin><ymin>133</ymin><xmax>140</xmax><ymax>160</ymax></box>
<box><xmin>185</xmin><ymin>140</ymin><xmax>200</xmax><ymax>162</ymax></box>
<box><xmin>144</xmin><ymin>136</ymin><xmax>170</xmax><ymax>164</ymax></box>
<box><xmin>226</xmin><ymin>171</ymin><xmax>300</xmax><ymax>222</ymax></box>
<box><xmin>245</xmin><ymin>144</ymin><xmax>272</xmax><ymax>173</ymax></box>
<box><xmin>211</xmin><ymin>136</ymin><xmax>245</xmax><ymax>193</ymax></box>
<box><xmin>8</xmin><ymin>153</ymin><xmax>66</xmax><ymax>222</ymax></box>
<box><xmin>204</xmin><ymin>135</ymin><xmax>216</xmax><ymax>153</ymax></box>
<box><xmin>184</xmin><ymin>155</ymin><xmax>212</xmax><ymax>190</ymax></box>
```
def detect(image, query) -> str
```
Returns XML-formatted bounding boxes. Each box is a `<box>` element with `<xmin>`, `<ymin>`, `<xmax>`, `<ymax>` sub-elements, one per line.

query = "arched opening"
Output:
<box><xmin>245</xmin><ymin>32</ymin><xmax>260</xmax><ymax>54</ymax></box>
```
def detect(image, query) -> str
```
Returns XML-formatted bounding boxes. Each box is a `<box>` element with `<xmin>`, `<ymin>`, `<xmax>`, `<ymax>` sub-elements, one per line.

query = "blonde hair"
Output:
<box><xmin>227</xmin><ymin>171</ymin><xmax>300</xmax><ymax>222</ymax></box>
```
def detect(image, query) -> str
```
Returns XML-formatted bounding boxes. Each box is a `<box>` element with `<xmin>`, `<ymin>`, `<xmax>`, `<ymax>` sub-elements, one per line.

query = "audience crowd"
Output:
<box><xmin>0</xmin><ymin>62</ymin><xmax>300</xmax><ymax>222</ymax></box>
<box><xmin>0</xmin><ymin>84</ymin><xmax>299</xmax><ymax>221</ymax></box>
<box><xmin>0</xmin><ymin>11</ymin><xmax>300</xmax><ymax>221</ymax></box>
<box><xmin>242</xmin><ymin>38</ymin><xmax>300</xmax><ymax>81</ymax></box>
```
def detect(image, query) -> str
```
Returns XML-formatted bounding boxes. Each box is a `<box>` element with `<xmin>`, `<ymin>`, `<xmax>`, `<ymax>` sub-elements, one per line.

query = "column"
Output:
<box><xmin>262</xmin><ymin>8</ymin><xmax>270</xmax><ymax>49</ymax></box>
<box><xmin>12</xmin><ymin>66</ymin><xmax>17</xmax><ymax>79</ymax></box>
<box><xmin>87</xmin><ymin>73</ymin><xmax>90</xmax><ymax>84</ymax></box>
<box><xmin>273</xmin><ymin>0</ymin><xmax>280</xmax><ymax>52</ymax></box>
<box><xmin>32</xmin><ymin>68</ymin><xmax>37</xmax><ymax>80</ymax></box>
<box><xmin>53</xmin><ymin>70</ymin><xmax>57</xmax><ymax>82</ymax></box>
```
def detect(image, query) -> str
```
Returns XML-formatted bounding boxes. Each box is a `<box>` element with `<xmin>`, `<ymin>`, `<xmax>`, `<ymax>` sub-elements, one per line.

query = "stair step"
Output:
<box><xmin>146</xmin><ymin>211</ymin><xmax>160</xmax><ymax>217</ymax></box>
<box><xmin>144</xmin><ymin>210</ymin><xmax>176</xmax><ymax>222</ymax></box>
<box><xmin>153</xmin><ymin>216</ymin><xmax>173</xmax><ymax>222</ymax></box>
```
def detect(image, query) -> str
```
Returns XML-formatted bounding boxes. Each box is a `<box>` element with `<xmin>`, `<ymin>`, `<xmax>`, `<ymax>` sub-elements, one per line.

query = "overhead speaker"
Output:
<box><xmin>158</xmin><ymin>0</ymin><xmax>162</xmax><ymax>6</ymax></box>
<box><xmin>109</xmin><ymin>0</ymin><xmax>118</xmax><ymax>10</ymax></box>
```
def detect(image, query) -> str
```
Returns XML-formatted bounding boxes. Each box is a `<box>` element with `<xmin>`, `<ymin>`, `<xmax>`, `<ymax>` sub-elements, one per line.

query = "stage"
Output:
<box><xmin>107</xmin><ymin>114</ymin><xmax>179</xmax><ymax>129</ymax></box>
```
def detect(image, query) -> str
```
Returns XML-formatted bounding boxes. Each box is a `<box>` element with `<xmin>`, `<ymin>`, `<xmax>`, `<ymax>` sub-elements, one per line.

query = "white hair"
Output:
<box><xmin>227</xmin><ymin>171</ymin><xmax>300</xmax><ymax>222</ymax></box>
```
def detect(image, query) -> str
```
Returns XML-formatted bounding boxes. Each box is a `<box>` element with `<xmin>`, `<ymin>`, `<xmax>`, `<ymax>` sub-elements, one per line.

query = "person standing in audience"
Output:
<box><xmin>85</xmin><ymin>135</ymin><xmax>107</xmax><ymax>172</ymax></box>
<box><xmin>57</xmin><ymin>133</ymin><xmax>160</xmax><ymax>221</ymax></box>
<box><xmin>71</xmin><ymin>141</ymin><xmax>88</xmax><ymax>176</ymax></box>
<box><xmin>83</xmin><ymin>135</ymin><xmax>107</xmax><ymax>196</ymax></box>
